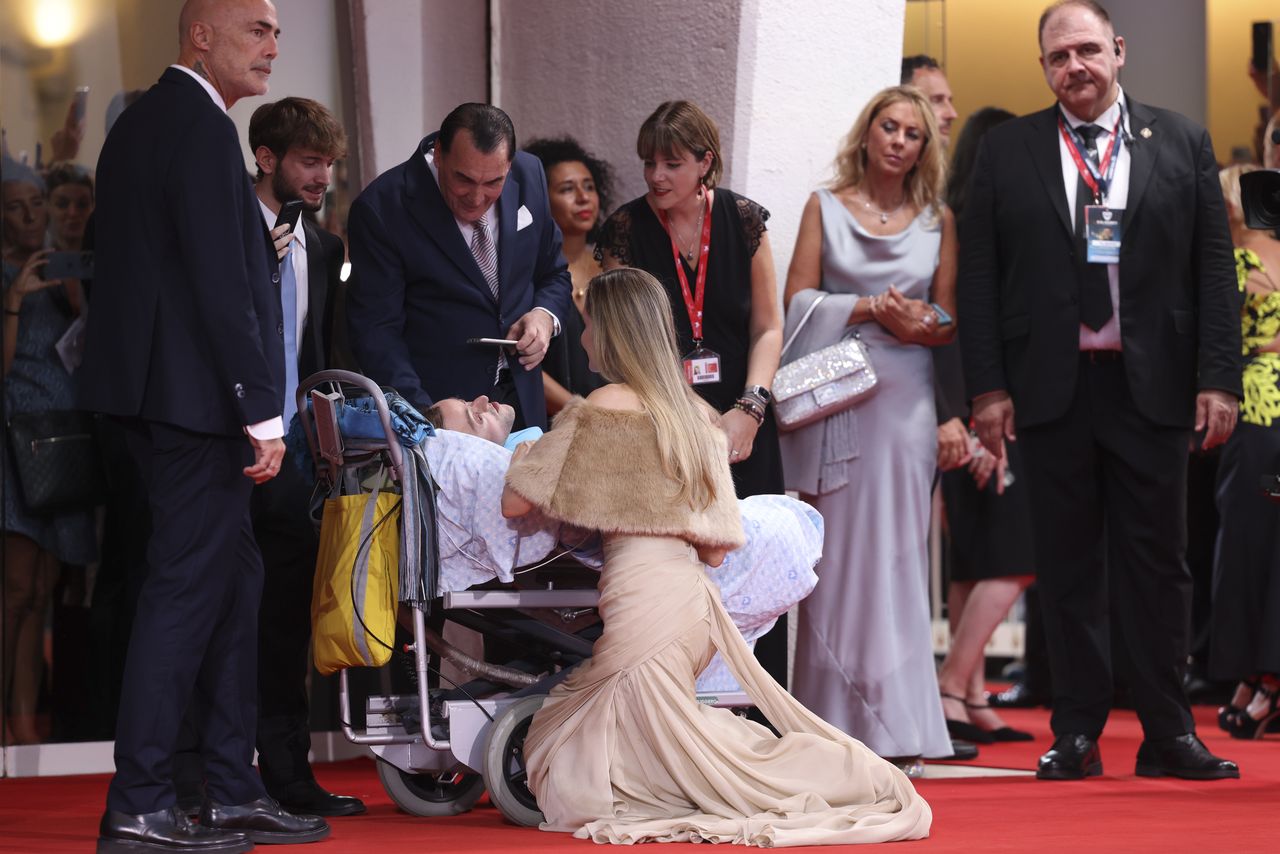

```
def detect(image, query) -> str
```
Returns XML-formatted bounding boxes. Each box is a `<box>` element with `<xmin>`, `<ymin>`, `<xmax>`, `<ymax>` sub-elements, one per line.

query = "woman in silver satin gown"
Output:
<box><xmin>781</xmin><ymin>85</ymin><xmax>958</xmax><ymax>765</ymax></box>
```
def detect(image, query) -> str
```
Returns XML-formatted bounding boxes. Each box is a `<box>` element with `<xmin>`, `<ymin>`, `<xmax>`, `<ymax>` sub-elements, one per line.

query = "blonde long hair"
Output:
<box><xmin>1218</xmin><ymin>163</ymin><xmax>1257</xmax><ymax>228</ymax></box>
<box><xmin>584</xmin><ymin>268</ymin><xmax>722</xmax><ymax>510</ymax></box>
<box><xmin>831</xmin><ymin>85</ymin><xmax>946</xmax><ymax>216</ymax></box>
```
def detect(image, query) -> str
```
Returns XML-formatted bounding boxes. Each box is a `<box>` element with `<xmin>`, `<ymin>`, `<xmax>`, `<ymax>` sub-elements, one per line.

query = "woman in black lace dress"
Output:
<box><xmin>596</xmin><ymin>100</ymin><xmax>785</xmax><ymax>685</ymax></box>
<box><xmin>596</xmin><ymin>101</ymin><xmax>783</xmax><ymax>499</ymax></box>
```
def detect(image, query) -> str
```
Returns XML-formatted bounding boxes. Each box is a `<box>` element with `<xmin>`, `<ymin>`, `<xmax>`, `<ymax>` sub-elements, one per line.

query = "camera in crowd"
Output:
<box><xmin>1240</xmin><ymin>163</ymin><xmax>1280</xmax><ymax>231</ymax></box>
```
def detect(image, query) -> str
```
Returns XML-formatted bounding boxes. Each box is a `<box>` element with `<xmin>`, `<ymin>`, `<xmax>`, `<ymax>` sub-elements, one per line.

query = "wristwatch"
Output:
<box><xmin>743</xmin><ymin>385</ymin><xmax>773</xmax><ymax>404</ymax></box>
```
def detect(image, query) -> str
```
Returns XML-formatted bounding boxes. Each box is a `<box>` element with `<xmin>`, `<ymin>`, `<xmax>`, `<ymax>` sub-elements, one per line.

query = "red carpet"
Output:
<box><xmin>2</xmin><ymin>704</ymin><xmax>1277</xmax><ymax>853</ymax></box>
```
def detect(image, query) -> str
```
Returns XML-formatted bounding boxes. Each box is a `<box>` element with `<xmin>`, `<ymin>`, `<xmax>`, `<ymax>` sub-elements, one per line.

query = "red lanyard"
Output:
<box><xmin>1058</xmin><ymin>112</ymin><xmax>1122</xmax><ymax>204</ymax></box>
<box><xmin>658</xmin><ymin>193</ymin><xmax>713</xmax><ymax>343</ymax></box>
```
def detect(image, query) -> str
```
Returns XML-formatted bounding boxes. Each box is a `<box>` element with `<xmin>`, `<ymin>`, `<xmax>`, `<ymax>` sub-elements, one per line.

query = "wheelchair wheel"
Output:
<box><xmin>375</xmin><ymin>757</ymin><xmax>485</xmax><ymax>817</ymax></box>
<box><xmin>482</xmin><ymin>695</ymin><xmax>546</xmax><ymax>827</ymax></box>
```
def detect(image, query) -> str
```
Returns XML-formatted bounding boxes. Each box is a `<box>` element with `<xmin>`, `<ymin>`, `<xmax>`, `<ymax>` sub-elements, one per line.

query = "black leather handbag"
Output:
<box><xmin>7</xmin><ymin>410</ymin><xmax>107</xmax><ymax>513</ymax></box>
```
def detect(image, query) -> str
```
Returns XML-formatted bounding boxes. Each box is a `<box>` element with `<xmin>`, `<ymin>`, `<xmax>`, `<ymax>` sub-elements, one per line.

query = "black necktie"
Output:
<box><xmin>1074</xmin><ymin>123</ymin><xmax>1113</xmax><ymax>331</ymax></box>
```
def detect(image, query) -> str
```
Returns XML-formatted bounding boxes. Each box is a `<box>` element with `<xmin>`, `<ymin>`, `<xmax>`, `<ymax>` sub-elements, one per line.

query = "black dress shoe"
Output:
<box><xmin>200</xmin><ymin>797</ymin><xmax>330</xmax><ymax>844</ymax></box>
<box><xmin>1037</xmin><ymin>734</ymin><xmax>1102</xmax><ymax>780</ymax></box>
<box><xmin>949</xmin><ymin>739</ymin><xmax>980</xmax><ymax>761</ymax></box>
<box><xmin>97</xmin><ymin>807</ymin><xmax>252</xmax><ymax>853</ymax></box>
<box><xmin>270</xmin><ymin>779</ymin><xmax>367</xmax><ymax>817</ymax></box>
<box><xmin>1135</xmin><ymin>733</ymin><xmax>1240</xmax><ymax>780</ymax></box>
<box><xmin>988</xmin><ymin>682</ymin><xmax>1049</xmax><ymax>709</ymax></box>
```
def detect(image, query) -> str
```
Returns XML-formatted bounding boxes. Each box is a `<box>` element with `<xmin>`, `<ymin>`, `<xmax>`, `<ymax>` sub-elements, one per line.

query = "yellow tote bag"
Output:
<box><xmin>311</xmin><ymin>487</ymin><xmax>401</xmax><ymax>676</ymax></box>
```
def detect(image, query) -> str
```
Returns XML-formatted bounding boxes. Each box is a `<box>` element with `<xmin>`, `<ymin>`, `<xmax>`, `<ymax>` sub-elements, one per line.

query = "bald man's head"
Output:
<box><xmin>177</xmin><ymin>0</ymin><xmax>279</xmax><ymax>110</ymax></box>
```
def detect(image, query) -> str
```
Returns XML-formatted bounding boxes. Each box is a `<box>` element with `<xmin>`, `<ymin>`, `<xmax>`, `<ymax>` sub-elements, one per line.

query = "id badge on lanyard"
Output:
<box><xmin>659</xmin><ymin>195</ymin><xmax>720</xmax><ymax>386</ymax></box>
<box><xmin>1060</xmin><ymin>110</ymin><xmax>1125</xmax><ymax>265</ymax></box>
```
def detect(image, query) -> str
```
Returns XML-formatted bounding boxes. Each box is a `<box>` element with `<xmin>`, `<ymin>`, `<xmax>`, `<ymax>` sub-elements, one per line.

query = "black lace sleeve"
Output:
<box><xmin>593</xmin><ymin>207</ymin><xmax>634</xmax><ymax>267</ymax></box>
<box><xmin>735</xmin><ymin>196</ymin><xmax>770</xmax><ymax>257</ymax></box>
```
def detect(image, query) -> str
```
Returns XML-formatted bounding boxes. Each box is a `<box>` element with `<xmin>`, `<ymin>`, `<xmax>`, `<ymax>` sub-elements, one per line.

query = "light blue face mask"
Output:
<box><xmin>503</xmin><ymin>426</ymin><xmax>544</xmax><ymax>452</ymax></box>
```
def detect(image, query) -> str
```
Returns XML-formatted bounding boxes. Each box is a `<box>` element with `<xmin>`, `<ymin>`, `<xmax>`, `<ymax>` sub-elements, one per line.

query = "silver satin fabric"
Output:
<box><xmin>790</xmin><ymin>189</ymin><xmax>951</xmax><ymax>759</ymax></box>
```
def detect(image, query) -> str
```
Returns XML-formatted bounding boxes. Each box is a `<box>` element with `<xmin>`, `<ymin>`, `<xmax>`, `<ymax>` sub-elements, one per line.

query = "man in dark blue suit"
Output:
<box><xmin>345</xmin><ymin>103</ymin><xmax>571</xmax><ymax>428</ymax></box>
<box><xmin>245</xmin><ymin>96</ymin><xmax>365</xmax><ymax>818</ymax></box>
<box><xmin>79</xmin><ymin>1</ymin><xmax>327</xmax><ymax>850</ymax></box>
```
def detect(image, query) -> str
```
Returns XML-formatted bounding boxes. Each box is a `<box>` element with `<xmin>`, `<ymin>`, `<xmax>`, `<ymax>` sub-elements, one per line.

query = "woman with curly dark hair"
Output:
<box><xmin>523</xmin><ymin>136</ymin><xmax>615</xmax><ymax>413</ymax></box>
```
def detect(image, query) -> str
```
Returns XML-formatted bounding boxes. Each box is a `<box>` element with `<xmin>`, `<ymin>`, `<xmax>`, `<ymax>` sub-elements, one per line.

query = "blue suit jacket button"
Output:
<box><xmin>234</xmin><ymin>382</ymin><xmax>246</xmax><ymax>399</ymax></box>
<box><xmin>272</xmin><ymin>272</ymin><xmax>281</xmax><ymax>284</ymax></box>
<box><xmin>277</xmin><ymin>322</ymin><xmax>284</xmax><ymax>336</ymax></box>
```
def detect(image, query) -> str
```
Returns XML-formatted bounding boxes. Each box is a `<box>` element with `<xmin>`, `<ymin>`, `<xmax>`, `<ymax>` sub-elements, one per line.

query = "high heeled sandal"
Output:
<box><xmin>1218</xmin><ymin>679</ymin><xmax>1260</xmax><ymax>732</ymax></box>
<box><xmin>965</xmin><ymin>700</ymin><xmax>1035</xmax><ymax>742</ymax></box>
<box><xmin>1226</xmin><ymin>681</ymin><xmax>1280</xmax><ymax>740</ymax></box>
<box><xmin>941</xmin><ymin>692</ymin><xmax>994</xmax><ymax>744</ymax></box>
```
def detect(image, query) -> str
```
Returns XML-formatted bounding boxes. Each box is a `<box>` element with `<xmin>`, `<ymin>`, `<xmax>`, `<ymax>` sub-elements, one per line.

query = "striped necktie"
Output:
<box><xmin>470</xmin><ymin>214</ymin><xmax>499</xmax><ymax>301</ymax></box>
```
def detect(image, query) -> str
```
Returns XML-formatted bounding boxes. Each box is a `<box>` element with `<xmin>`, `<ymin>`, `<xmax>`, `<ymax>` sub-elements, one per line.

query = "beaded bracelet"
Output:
<box><xmin>733</xmin><ymin>399</ymin><xmax>765</xmax><ymax>424</ymax></box>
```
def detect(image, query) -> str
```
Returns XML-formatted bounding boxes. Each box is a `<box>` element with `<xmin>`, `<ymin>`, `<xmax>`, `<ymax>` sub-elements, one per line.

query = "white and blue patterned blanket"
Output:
<box><xmin>422</xmin><ymin>430</ymin><xmax>824</xmax><ymax>690</ymax></box>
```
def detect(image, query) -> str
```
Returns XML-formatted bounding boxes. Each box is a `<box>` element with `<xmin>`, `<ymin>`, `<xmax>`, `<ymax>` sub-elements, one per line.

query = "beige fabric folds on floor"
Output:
<box><xmin>524</xmin><ymin>534</ymin><xmax>932</xmax><ymax>847</ymax></box>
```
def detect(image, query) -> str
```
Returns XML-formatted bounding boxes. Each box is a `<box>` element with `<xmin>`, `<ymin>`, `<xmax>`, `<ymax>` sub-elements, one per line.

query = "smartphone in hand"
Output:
<box><xmin>73</xmin><ymin>86</ymin><xmax>90</xmax><ymax>124</ymax></box>
<box><xmin>929</xmin><ymin>302</ymin><xmax>954</xmax><ymax>326</ymax></box>
<box><xmin>274</xmin><ymin>199</ymin><xmax>305</xmax><ymax>232</ymax></box>
<box><xmin>1253</xmin><ymin>21</ymin><xmax>1274</xmax><ymax>73</ymax></box>
<box><xmin>45</xmin><ymin>251</ymin><xmax>94</xmax><ymax>280</ymax></box>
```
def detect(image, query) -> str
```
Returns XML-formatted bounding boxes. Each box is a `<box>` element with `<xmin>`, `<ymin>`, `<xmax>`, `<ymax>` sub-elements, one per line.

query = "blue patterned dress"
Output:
<box><xmin>2</xmin><ymin>261</ymin><xmax>98</xmax><ymax>563</ymax></box>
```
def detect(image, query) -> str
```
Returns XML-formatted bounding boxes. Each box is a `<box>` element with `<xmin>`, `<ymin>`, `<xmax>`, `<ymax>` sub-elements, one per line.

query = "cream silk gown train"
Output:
<box><xmin>505</xmin><ymin>399</ymin><xmax>931</xmax><ymax>847</ymax></box>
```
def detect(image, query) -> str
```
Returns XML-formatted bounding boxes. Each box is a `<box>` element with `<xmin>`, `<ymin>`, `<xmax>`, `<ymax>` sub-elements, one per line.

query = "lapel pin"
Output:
<box><xmin>1139</xmin><ymin>127</ymin><xmax>1152</xmax><ymax>139</ymax></box>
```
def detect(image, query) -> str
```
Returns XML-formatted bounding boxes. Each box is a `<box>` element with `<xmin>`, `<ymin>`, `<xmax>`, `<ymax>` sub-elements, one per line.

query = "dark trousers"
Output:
<box><xmin>251</xmin><ymin>457</ymin><xmax>322</xmax><ymax>792</ymax></box>
<box><xmin>107</xmin><ymin>421</ymin><xmax>266</xmax><ymax>815</ymax></box>
<box><xmin>1018</xmin><ymin>355</ymin><xmax>1195</xmax><ymax>741</ymax></box>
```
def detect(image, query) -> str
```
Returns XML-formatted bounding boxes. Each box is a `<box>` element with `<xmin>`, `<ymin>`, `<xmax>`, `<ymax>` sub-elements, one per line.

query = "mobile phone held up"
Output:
<box><xmin>274</xmin><ymin>199</ymin><xmax>305</xmax><ymax>233</ymax></box>
<box><xmin>45</xmin><ymin>251</ymin><xmax>94</xmax><ymax>281</ymax></box>
<box><xmin>1254</xmin><ymin>21</ymin><xmax>1275</xmax><ymax>74</ymax></box>
<box><xmin>72</xmin><ymin>86</ymin><xmax>89</xmax><ymax>124</ymax></box>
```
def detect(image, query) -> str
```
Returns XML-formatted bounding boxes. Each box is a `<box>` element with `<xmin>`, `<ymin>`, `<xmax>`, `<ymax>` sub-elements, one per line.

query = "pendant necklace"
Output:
<box><xmin>671</xmin><ymin>203</ymin><xmax>705</xmax><ymax>263</ymax></box>
<box><xmin>859</xmin><ymin>191</ymin><xmax>906</xmax><ymax>224</ymax></box>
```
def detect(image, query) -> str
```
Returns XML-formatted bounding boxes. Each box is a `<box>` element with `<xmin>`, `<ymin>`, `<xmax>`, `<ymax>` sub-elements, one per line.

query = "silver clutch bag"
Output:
<box><xmin>774</xmin><ymin>293</ymin><xmax>878</xmax><ymax>432</ymax></box>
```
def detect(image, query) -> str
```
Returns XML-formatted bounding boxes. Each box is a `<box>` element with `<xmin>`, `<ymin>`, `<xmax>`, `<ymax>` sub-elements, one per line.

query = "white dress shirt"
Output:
<box><xmin>1059</xmin><ymin>87</ymin><xmax>1130</xmax><ymax>351</ymax></box>
<box><xmin>170</xmin><ymin>64</ymin><xmax>283</xmax><ymax>440</ymax></box>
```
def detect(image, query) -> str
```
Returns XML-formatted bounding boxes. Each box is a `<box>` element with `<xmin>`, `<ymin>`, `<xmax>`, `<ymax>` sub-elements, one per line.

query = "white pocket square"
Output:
<box><xmin>516</xmin><ymin>205</ymin><xmax>533</xmax><ymax>231</ymax></box>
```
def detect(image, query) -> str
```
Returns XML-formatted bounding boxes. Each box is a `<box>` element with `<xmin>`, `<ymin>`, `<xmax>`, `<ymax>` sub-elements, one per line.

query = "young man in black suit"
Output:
<box><xmin>344</xmin><ymin>103</ymin><xmax>572</xmax><ymax>428</ymax></box>
<box><xmin>80</xmin><ymin>1</ymin><xmax>327</xmax><ymax>850</ymax></box>
<box><xmin>958</xmin><ymin>0</ymin><xmax>1242</xmax><ymax>781</ymax></box>
<box><xmin>247</xmin><ymin>97</ymin><xmax>364</xmax><ymax>817</ymax></box>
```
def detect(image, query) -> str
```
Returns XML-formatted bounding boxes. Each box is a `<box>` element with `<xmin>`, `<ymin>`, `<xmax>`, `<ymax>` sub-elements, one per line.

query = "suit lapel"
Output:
<box><xmin>403</xmin><ymin>134</ymin><xmax>496</xmax><ymax>303</ymax></box>
<box><xmin>496</xmin><ymin>166</ymin><xmax>520</xmax><ymax>314</ymax></box>
<box><xmin>1121</xmin><ymin>96</ymin><xmax>1159</xmax><ymax>230</ymax></box>
<box><xmin>1025</xmin><ymin>106</ymin><xmax>1073</xmax><ymax>239</ymax></box>
<box><xmin>302</xmin><ymin>219</ymin><xmax>327</xmax><ymax>374</ymax></box>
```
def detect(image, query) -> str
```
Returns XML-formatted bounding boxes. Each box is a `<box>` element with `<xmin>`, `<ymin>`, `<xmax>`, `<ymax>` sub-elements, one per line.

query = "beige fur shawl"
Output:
<box><xmin>504</xmin><ymin>397</ymin><xmax>745</xmax><ymax>550</ymax></box>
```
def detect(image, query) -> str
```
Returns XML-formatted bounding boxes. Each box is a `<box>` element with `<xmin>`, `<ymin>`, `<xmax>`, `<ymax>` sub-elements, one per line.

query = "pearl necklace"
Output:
<box><xmin>858</xmin><ymin>191</ymin><xmax>906</xmax><ymax>224</ymax></box>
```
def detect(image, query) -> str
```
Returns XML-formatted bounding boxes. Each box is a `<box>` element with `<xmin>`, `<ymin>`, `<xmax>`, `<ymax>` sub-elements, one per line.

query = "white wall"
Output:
<box><xmin>495</xmin><ymin>0</ymin><xmax>743</xmax><ymax>205</ymax></box>
<box><xmin>732</xmin><ymin>0</ymin><xmax>905</xmax><ymax>276</ymax></box>
<box><xmin>490</xmin><ymin>0</ymin><xmax>904</xmax><ymax>278</ymax></box>
<box><xmin>356</xmin><ymin>0</ymin><xmax>487</xmax><ymax>179</ymax></box>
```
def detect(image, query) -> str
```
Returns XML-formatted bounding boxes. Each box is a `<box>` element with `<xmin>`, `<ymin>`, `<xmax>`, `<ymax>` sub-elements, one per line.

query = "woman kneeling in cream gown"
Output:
<box><xmin>502</xmin><ymin>268</ymin><xmax>931</xmax><ymax>846</ymax></box>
